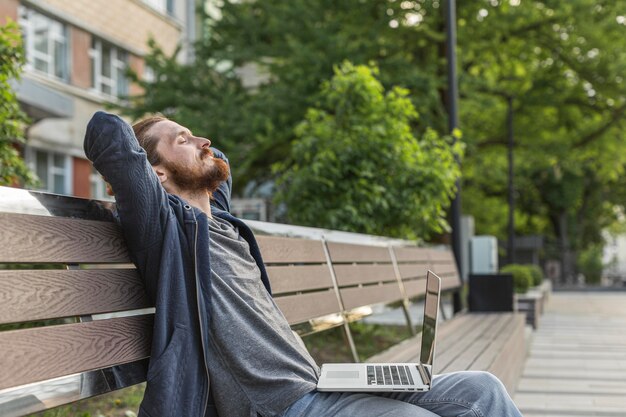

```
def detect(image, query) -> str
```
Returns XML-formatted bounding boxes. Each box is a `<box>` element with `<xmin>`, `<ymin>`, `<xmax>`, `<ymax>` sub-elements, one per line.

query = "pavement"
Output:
<box><xmin>513</xmin><ymin>291</ymin><xmax>626</xmax><ymax>417</ymax></box>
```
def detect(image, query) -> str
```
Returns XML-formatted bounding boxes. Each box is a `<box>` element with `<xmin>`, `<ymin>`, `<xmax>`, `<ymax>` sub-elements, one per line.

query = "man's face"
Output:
<box><xmin>148</xmin><ymin>120</ymin><xmax>229</xmax><ymax>192</ymax></box>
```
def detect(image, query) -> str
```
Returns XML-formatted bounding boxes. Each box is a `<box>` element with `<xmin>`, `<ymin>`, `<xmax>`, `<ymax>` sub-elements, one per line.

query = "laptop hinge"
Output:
<box><xmin>417</xmin><ymin>363</ymin><xmax>431</xmax><ymax>386</ymax></box>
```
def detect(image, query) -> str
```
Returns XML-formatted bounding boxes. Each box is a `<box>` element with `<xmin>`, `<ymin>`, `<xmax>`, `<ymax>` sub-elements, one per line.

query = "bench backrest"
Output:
<box><xmin>0</xmin><ymin>187</ymin><xmax>461</xmax><ymax>416</ymax></box>
<box><xmin>0</xmin><ymin>187</ymin><xmax>153</xmax><ymax>417</ymax></box>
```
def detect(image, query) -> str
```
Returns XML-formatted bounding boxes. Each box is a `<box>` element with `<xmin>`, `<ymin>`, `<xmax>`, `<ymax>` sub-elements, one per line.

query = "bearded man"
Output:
<box><xmin>84</xmin><ymin>111</ymin><xmax>523</xmax><ymax>417</ymax></box>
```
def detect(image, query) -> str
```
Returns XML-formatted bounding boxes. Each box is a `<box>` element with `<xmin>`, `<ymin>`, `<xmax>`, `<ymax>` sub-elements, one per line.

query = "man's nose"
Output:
<box><xmin>198</xmin><ymin>137</ymin><xmax>212</xmax><ymax>148</ymax></box>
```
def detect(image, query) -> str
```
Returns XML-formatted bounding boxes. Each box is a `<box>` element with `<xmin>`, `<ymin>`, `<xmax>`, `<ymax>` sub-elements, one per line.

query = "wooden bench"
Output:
<box><xmin>0</xmin><ymin>187</ymin><xmax>528</xmax><ymax>416</ymax></box>
<box><xmin>515</xmin><ymin>280</ymin><xmax>552</xmax><ymax>329</ymax></box>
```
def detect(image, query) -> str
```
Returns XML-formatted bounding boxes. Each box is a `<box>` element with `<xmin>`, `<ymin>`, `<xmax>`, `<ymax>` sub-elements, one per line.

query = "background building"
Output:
<box><xmin>1</xmin><ymin>0</ymin><xmax>199</xmax><ymax>199</ymax></box>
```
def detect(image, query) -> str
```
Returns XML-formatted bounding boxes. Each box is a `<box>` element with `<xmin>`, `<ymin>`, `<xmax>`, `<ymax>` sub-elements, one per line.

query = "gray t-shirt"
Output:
<box><xmin>205</xmin><ymin>215</ymin><xmax>319</xmax><ymax>417</ymax></box>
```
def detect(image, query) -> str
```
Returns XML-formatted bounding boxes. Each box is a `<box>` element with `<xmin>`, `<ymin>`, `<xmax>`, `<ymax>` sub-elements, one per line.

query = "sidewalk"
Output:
<box><xmin>513</xmin><ymin>291</ymin><xmax>626</xmax><ymax>416</ymax></box>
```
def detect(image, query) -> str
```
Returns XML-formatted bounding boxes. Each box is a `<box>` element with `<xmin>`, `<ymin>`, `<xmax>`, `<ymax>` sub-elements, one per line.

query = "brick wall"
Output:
<box><xmin>72</xmin><ymin>157</ymin><xmax>92</xmax><ymax>198</ymax></box>
<box><xmin>0</xmin><ymin>0</ymin><xmax>19</xmax><ymax>24</ymax></box>
<box><xmin>40</xmin><ymin>0</ymin><xmax>181</xmax><ymax>56</ymax></box>
<box><xmin>71</xmin><ymin>27</ymin><xmax>92</xmax><ymax>89</ymax></box>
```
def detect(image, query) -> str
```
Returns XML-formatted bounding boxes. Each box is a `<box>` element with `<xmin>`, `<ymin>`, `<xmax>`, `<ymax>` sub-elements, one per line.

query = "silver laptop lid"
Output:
<box><xmin>420</xmin><ymin>271</ymin><xmax>441</xmax><ymax>367</ymax></box>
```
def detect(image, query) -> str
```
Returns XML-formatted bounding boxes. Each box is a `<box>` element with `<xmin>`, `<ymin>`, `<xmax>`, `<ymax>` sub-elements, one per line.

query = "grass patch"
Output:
<box><xmin>27</xmin><ymin>383</ymin><xmax>145</xmax><ymax>417</ymax></box>
<box><xmin>303</xmin><ymin>321</ymin><xmax>412</xmax><ymax>363</ymax></box>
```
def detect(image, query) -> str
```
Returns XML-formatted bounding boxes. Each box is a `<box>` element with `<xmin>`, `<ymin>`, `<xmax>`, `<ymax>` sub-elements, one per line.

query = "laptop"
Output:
<box><xmin>317</xmin><ymin>270</ymin><xmax>441</xmax><ymax>392</ymax></box>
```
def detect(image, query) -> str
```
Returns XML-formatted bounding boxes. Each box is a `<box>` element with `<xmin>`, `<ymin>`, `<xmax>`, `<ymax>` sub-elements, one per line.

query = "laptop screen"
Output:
<box><xmin>420</xmin><ymin>271</ymin><xmax>441</xmax><ymax>366</ymax></box>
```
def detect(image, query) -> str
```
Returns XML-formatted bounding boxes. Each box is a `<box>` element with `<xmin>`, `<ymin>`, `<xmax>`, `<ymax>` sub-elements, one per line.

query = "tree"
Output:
<box><xmin>125</xmin><ymin>0</ymin><xmax>626</xmax><ymax>281</ymax></box>
<box><xmin>274</xmin><ymin>62</ymin><xmax>461</xmax><ymax>239</ymax></box>
<box><xmin>0</xmin><ymin>20</ymin><xmax>34</xmax><ymax>186</ymax></box>
<box><xmin>457</xmin><ymin>1</ymin><xmax>626</xmax><ymax>282</ymax></box>
<box><xmin>125</xmin><ymin>0</ymin><xmax>448</xmax><ymax>192</ymax></box>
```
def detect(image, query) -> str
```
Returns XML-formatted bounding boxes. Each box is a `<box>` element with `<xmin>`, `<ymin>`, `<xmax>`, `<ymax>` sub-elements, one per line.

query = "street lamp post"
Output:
<box><xmin>507</xmin><ymin>95</ymin><xmax>515</xmax><ymax>265</ymax></box>
<box><xmin>445</xmin><ymin>0</ymin><xmax>462</xmax><ymax>312</ymax></box>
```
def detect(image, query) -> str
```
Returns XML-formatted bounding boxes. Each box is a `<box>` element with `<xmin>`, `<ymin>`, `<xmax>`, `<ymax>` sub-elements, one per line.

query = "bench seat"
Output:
<box><xmin>366</xmin><ymin>312</ymin><xmax>526</xmax><ymax>394</ymax></box>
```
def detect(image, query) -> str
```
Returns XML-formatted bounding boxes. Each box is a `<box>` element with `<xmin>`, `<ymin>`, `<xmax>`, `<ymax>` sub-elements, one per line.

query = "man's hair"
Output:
<box><xmin>132</xmin><ymin>115</ymin><xmax>168</xmax><ymax>166</ymax></box>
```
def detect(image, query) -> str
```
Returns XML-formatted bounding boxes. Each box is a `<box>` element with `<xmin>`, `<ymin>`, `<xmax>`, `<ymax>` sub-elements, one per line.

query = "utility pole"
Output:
<box><xmin>445</xmin><ymin>0</ymin><xmax>462</xmax><ymax>312</ymax></box>
<box><xmin>507</xmin><ymin>95</ymin><xmax>515</xmax><ymax>265</ymax></box>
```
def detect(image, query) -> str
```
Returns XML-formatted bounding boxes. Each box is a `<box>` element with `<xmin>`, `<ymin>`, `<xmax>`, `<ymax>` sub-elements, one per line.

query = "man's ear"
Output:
<box><xmin>153</xmin><ymin>165</ymin><xmax>168</xmax><ymax>184</ymax></box>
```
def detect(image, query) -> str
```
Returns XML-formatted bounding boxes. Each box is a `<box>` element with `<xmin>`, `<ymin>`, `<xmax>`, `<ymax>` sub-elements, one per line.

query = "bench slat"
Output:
<box><xmin>428</xmin><ymin>250</ymin><xmax>455</xmax><ymax>262</ymax></box>
<box><xmin>332</xmin><ymin>264</ymin><xmax>396</xmax><ymax>286</ymax></box>
<box><xmin>340</xmin><ymin>282</ymin><xmax>403</xmax><ymax>311</ymax></box>
<box><xmin>402</xmin><ymin>278</ymin><xmax>427</xmax><ymax>298</ymax></box>
<box><xmin>256</xmin><ymin>236</ymin><xmax>326</xmax><ymax>263</ymax></box>
<box><xmin>326</xmin><ymin>242</ymin><xmax>391</xmax><ymax>263</ymax></box>
<box><xmin>441</xmin><ymin>314</ymin><xmax>512</xmax><ymax>373</ymax></box>
<box><xmin>266</xmin><ymin>265</ymin><xmax>333</xmax><ymax>294</ymax></box>
<box><xmin>0</xmin><ymin>269</ymin><xmax>151</xmax><ymax>325</ymax></box>
<box><xmin>0</xmin><ymin>213</ymin><xmax>130</xmax><ymax>263</ymax></box>
<box><xmin>432</xmin><ymin>263</ymin><xmax>459</xmax><ymax>276</ymax></box>
<box><xmin>397</xmin><ymin>263</ymin><xmax>429</xmax><ymax>280</ymax></box>
<box><xmin>0</xmin><ymin>315</ymin><xmax>153</xmax><ymax>390</ymax></box>
<box><xmin>274</xmin><ymin>291</ymin><xmax>341</xmax><ymax>325</ymax></box>
<box><xmin>441</xmin><ymin>274</ymin><xmax>462</xmax><ymax>291</ymax></box>
<box><xmin>435</xmin><ymin>314</ymin><xmax>500</xmax><ymax>372</ymax></box>
<box><xmin>392</xmin><ymin>247</ymin><xmax>430</xmax><ymax>263</ymax></box>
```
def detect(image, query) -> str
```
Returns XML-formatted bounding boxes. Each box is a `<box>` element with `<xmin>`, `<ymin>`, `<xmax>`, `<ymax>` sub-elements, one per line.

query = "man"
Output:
<box><xmin>85</xmin><ymin>111</ymin><xmax>523</xmax><ymax>417</ymax></box>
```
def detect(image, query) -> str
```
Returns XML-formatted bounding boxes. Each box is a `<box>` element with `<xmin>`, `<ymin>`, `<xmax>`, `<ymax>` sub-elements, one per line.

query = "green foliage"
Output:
<box><xmin>125</xmin><ymin>0</ymin><xmax>449</xmax><ymax>192</ymax></box>
<box><xmin>274</xmin><ymin>62</ymin><xmax>461</xmax><ymax>238</ymax></box>
<box><xmin>458</xmin><ymin>1</ymin><xmax>626</xmax><ymax>280</ymax></box>
<box><xmin>577</xmin><ymin>244</ymin><xmax>603</xmax><ymax>285</ymax></box>
<box><xmin>26</xmin><ymin>383</ymin><xmax>145</xmax><ymax>417</ymax></box>
<box><xmin>500</xmin><ymin>264</ymin><xmax>533</xmax><ymax>294</ymax></box>
<box><xmin>527</xmin><ymin>264</ymin><xmax>544</xmax><ymax>287</ymax></box>
<box><xmin>0</xmin><ymin>20</ymin><xmax>35</xmax><ymax>186</ymax></box>
<box><xmin>125</xmin><ymin>0</ymin><xmax>626</xmax><ymax>276</ymax></box>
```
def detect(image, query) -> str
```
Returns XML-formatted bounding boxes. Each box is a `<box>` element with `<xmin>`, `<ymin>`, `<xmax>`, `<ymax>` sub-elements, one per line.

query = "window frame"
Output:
<box><xmin>18</xmin><ymin>6</ymin><xmax>70</xmax><ymax>82</ymax></box>
<box><xmin>25</xmin><ymin>147</ymin><xmax>73</xmax><ymax>196</ymax></box>
<box><xmin>89</xmin><ymin>38</ymin><xmax>129</xmax><ymax>98</ymax></box>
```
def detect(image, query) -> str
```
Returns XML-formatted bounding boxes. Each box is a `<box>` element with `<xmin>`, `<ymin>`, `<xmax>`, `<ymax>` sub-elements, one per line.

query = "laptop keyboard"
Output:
<box><xmin>367</xmin><ymin>365</ymin><xmax>415</xmax><ymax>386</ymax></box>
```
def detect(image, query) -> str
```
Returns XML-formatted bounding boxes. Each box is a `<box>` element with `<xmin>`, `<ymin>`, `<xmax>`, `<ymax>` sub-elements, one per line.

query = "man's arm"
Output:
<box><xmin>210</xmin><ymin>147</ymin><xmax>232</xmax><ymax>213</ymax></box>
<box><xmin>84</xmin><ymin>111</ymin><xmax>169</xmax><ymax>253</ymax></box>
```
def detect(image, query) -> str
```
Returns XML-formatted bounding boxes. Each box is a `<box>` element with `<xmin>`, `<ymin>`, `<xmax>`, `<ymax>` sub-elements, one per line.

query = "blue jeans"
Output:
<box><xmin>277</xmin><ymin>371</ymin><xmax>523</xmax><ymax>417</ymax></box>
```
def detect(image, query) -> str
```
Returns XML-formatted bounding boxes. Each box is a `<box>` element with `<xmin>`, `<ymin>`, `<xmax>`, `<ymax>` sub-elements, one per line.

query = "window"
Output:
<box><xmin>26</xmin><ymin>148</ymin><xmax>72</xmax><ymax>195</ymax></box>
<box><xmin>142</xmin><ymin>0</ymin><xmax>175</xmax><ymax>17</ymax></box>
<box><xmin>90</xmin><ymin>38</ymin><xmax>129</xmax><ymax>97</ymax></box>
<box><xmin>19</xmin><ymin>6</ymin><xmax>70</xmax><ymax>81</ymax></box>
<box><xmin>90</xmin><ymin>167</ymin><xmax>114</xmax><ymax>201</ymax></box>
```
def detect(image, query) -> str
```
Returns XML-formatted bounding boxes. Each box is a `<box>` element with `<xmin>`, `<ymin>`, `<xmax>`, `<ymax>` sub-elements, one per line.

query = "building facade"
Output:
<box><xmin>1</xmin><ymin>0</ymin><xmax>199</xmax><ymax>199</ymax></box>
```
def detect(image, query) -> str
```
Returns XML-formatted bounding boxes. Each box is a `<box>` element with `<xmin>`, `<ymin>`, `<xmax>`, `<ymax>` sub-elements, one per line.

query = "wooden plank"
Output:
<box><xmin>256</xmin><ymin>236</ymin><xmax>326</xmax><ymax>263</ymax></box>
<box><xmin>475</xmin><ymin>313</ymin><xmax>524</xmax><ymax>373</ymax></box>
<box><xmin>0</xmin><ymin>315</ymin><xmax>153</xmax><ymax>390</ymax></box>
<box><xmin>0</xmin><ymin>269</ymin><xmax>151</xmax><ymax>325</ymax></box>
<box><xmin>326</xmin><ymin>242</ymin><xmax>391</xmax><ymax>263</ymax></box>
<box><xmin>332</xmin><ymin>264</ymin><xmax>396</xmax><ymax>286</ymax></box>
<box><xmin>432</xmin><ymin>263</ymin><xmax>458</xmax><ymax>276</ymax></box>
<box><xmin>397</xmin><ymin>264</ymin><xmax>429</xmax><ymax>280</ymax></box>
<box><xmin>435</xmin><ymin>314</ymin><xmax>499</xmax><ymax>373</ymax></box>
<box><xmin>442</xmin><ymin>314</ymin><xmax>511</xmax><ymax>373</ymax></box>
<box><xmin>266</xmin><ymin>265</ymin><xmax>333</xmax><ymax>294</ymax></box>
<box><xmin>428</xmin><ymin>249</ymin><xmax>455</xmax><ymax>262</ymax></box>
<box><xmin>392</xmin><ymin>246</ymin><xmax>430</xmax><ymax>263</ymax></box>
<box><xmin>403</xmin><ymin>278</ymin><xmax>427</xmax><ymax>298</ymax></box>
<box><xmin>366</xmin><ymin>313</ymin><xmax>477</xmax><ymax>364</ymax></box>
<box><xmin>340</xmin><ymin>282</ymin><xmax>403</xmax><ymax>311</ymax></box>
<box><xmin>441</xmin><ymin>274</ymin><xmax>462</xmax><ymax>291</ymax></box>
<box><xmin>274</xmin><ymin>291</ymin><xmax>341</xmax><ymax>324</ymax></box>
<box><xmin>0</xmin><ymin>213</ymin><xmax>130</xmax><ymax>263</ymax></box>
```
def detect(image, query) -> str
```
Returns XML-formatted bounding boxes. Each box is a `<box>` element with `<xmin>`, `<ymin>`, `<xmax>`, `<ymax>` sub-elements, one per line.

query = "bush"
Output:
<box><xmin>577</xmin><ymin>244</ymin><xmax>603</xmax><ymax>285</ymax></box>
<box><xmin>527</xmin><ymin>264</ymin><xmax>544</xmax><ymax>287</ymax></box>
<box><xmin>500</xmin><ymin>264</ymin><xmax>533</xmax><ymax>294</ymax></box>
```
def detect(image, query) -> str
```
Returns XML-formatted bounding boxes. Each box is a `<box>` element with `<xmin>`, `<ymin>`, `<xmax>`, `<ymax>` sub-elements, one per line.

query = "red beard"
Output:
<box><xmin>165</xmin><ymin>149</ymin><xmax>230</xmax><ymax>194</ymax></box>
